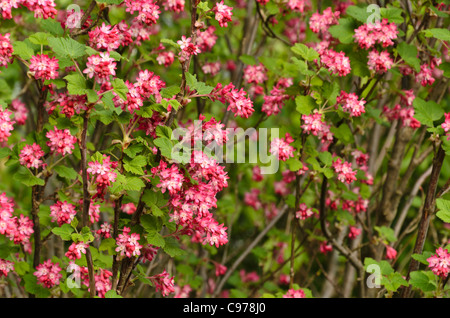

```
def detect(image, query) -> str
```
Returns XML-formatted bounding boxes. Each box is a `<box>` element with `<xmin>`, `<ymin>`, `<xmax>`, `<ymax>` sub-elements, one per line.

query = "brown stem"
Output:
<box><xmin>400</xmin><ymin>145</ymin><xmax>446</xmax><ymax>298</ymax></box>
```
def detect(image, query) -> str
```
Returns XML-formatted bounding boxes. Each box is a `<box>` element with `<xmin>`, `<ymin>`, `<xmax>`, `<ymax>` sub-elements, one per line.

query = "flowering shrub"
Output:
<box><xmin>0</xmin><ymin>0</ymin><xmax>449</xmax><ymax>300</ymax></box>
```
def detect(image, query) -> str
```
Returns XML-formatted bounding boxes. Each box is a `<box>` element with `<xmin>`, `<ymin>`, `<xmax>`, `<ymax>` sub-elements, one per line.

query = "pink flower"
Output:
<box><xmin>0</xmin><ymin>259</ymin><xmax>14</xmax><ymax>277</ymax></box>
<box><xmin>211</xmin><ymin>83</ymin><xmax>255</xmax><ymax>118</ymax></box>
<box><xmin>441</xmin><ymin>113</ymin><xmax>450</xmax><ymax>140</ymax></box>
<box><xmin>332</xmin><ymin>157</ymin><xmax>357</xmax><ymax>184</ymax></box>
<box><xmin>427</xmin><ymin>247</ymin><xmax>450</xmax><ymax>278</ymax></box>
<box><xmin>319</xmin><ymin>49</ymin><xmax>351</xmax><ymax>77</ymax></box>
<box><xmin>29</xmin><ymin>54</ymin><xmax>59</xmax><ymax>80</ymax></box>
<box><xmin>348</xmin><ymin>226</ymin><xmax>362</xmax><ymax>239</ymax></box>
<box><xmin>125</xmin><ymin>0</ymin><xmax>160</xmax><ymax>26</ymax></box>
<box><xmin>215</xmin><ymin>263</ymin><xmax>227</xmax><ymax>276</ymax></box>
<box><xmin>10</xmin><ymin>99</ymin><xmax>28</xmax><ymax>125</ymax></box>
<box><xmin>97</xmin><ymin>222</ymin><xmax>112</xmax><ymax>238</ymax></box>
<box><xmin>83</xmin><ymin>52</ymin><xmax>117</xmax><ymax>84</ymax></box>
<box><xmin>320</xmin><ymin>241</ymin><xmax>333</xmax><ymax>254</ymax></box>
<box><xmin>141</xmin><ymin>245</ymin><xmax>159</xmax><ymax>263</ymax></box>
<box><xmin>243</xmin><ymin>63</ymin><xmax>267</xmax><ymax>85</ymax></box>
<box><xmin>122</xmin><ymin>202</ymin><xmax>136</xmax><ymax>215</ymax></box>
<box><xmin>34</xmin><ymin>259</ymin><xmax>62</xmax><ymax>288</ymax></box>
<box><xmin>383</xmin><ymin>104</ymin><xmax>421</xmax><ymax>129</ymax></box>
<box><xmin>87</xmin><ymin>155</ymin><xmax>118</xmax><ymax>200</ymax></box>
<box><xmin>296</xmin><ymin>203</ymin><xmax>315</xmax><ymax>220</ymax></box>
<box><xmin>354</xmin><ymin>19</ymin><xmax>398</xmax><ymax>49</ymax></box>
<box><xmin>19</xmin><ymin>143</ymin><xmax>45</xmax><ymax>169</ymax></box>
<box><xmin>336</xmin><ymin>91</ymin><xmax>366</xmax><ymax>117</ymax></box>
<box><xmin>244</xmin><ymin>188</ymin><xmax>262</xmax><ymax>210</ymax></box>
<box><xmin>156</xmin><ymin>51</ymin><xmax>175</xmax><ymax>67</ymax></box>
<box><xmin>385</xmin><ymin>245</ymin><xmax>397</xmax><ymax>260</ymax></box>
<box><xmin>50</xmin><ymin>201</ymin><xmax>77</xmax><ymax>226</ymax></box>
<box><xmin>177</xmin><ymin>36</ymin><xmax>201</xmax><ymax>57</ymax></box>
<box><xmin>213</xmin><ymin>1</ymin><xmax>233</xmax><ymax>27</ymax></box>
<box><xmin>368</xmin><ymin>50</ymin><xmax>394</xmax><ymax>74</ymax></box>
<box><xmin>309</xmin><ymin>7</ymin><xmax>339</xmax><ymax>35</ymax></box>
<box><xmin>149</xmin><ymin>269</ymin><xmax>175</xmax><ymax>296</ymax></box>
<box><xmin>46</xmin><ymin>126</ymin><xmax>77</xmax><ymax>156</ymax></box>
<box><xmin>270</xmin><ymin>133</ymin><xmax>295</xmax><ymax>162</ymax></box>
<box><xmin>286</xmin><ymin>0</ymin><xmax>310</xmax><ymax>13</ymax></box>
<box><xmin>415</xmin><ymin>64</ymin><xmax>435</xmax><ymax>86</ymax></box>
<box><xmin>0</xmin><ymin>107</ymin><xmax>15</xmax><ymax>142</ymax></box>
<box><xmin>115</xmin><ymin>226</ymin><xmax>142</xmax><ymax>258</ymax></box>
<box><xmin>65</xmin><ymin>242</ymin><xmax>89</xmax><ymax>260</ymax></box>
<box><xmin>196</xmin><ymin>26</ymin><xmax>217</xmax><ymax>52</ymax></box>
<box><xmin>163</xmin><ymin>0</ymin><xmax>185</xmax><ymax>12</ymax></box>
<box><xmin>283</xmin><ymin>288</ymin><xmax>306</xmax><ymax>298</ymax></box>
<box><xmin>0</xmin><ymin>33</ymin><xmax>13</xmax><ymax>69</ymax></box>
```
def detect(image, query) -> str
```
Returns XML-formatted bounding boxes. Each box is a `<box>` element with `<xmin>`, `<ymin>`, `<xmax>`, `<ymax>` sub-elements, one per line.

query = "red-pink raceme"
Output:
<box><xmin>210</xmin><ymin>83</ymin><xmax>255</xmax><ymax>118</ymax></box>
<box><xmin>319</xmin><ymin>49</ymin><xmax>351</xmax><ymax>77</ymax></box>
<box><xmin>0</xmin><ymin>107</ymin><xmax>15</xmax><ymax>143</ymax></box>
<box><xmin>84</xmin><ymin>52</ymin><xmax>117</xmax><ymax>84</ymax></box>
<box><xmin>354</xmin><ymin>18</ymin><xmax>398</xmax><ymax>49</ymax></box>
<box><xmin>213</xmin><ymin>1</ymin><xmax>233</xmax><ymax>27</ymax></box>
<box><xmin>309</xmin><ymin>7</ymin><xmax>340</xmax><ymax>35</ymax></box>
<box><xmin>283</xmin><ymin>288</ymin><xmax>306</xmax><ymax>298</ymax></box>
<box><xmin>296</xmin><ymin>203</ymin><xmax>314</xmax><ymax>220</ymax></box>
<box><xmin>46</xmin><ymin>126</ymin><xmax>77</xmax><ymax>156</ymax></box>
<box><xmin>427</xmin><ymin>247</ymin><xmax>450</xmax><ymax>278</ymax></box>
<box><xmin>385</xmin><ymin>245</ymin><xmax>397</xmax><ymax>260</ymax></box>
<box><xmin>415</xmin><ymin>64</ymin><xmax>435</xmax><ymax>87</ymax></box>
<box><xmin>243</xmin><ymin>63</ymin><xmax>267</xmax><ymax>85</ymax></box>
<box><xmin>332</xmin><ymin>157</ymin><xmax>357</xmax><ymax>184</ymax></box>
<box><xmin>336</xmin><ymin>90</ymin><xmax>366</xmax><ymax>117</ymax></box>
<box><xmin>368</xmin><ymin>50</ymin><xmax>394</xmax><ymax>74</ymax></box>
<box><xmin>348</xmin><ymin>226</ymin><xmax>362</xmax><ymax>239</ymax></box>
<box><xmin>87</xmin><ymin>155</ymin><xmax>118</xmax><ymax>200</ymax></box>
<box><xmin>125</xmin><ymin>0</ymin><xmax>160</xmax><ymax>26</ymax></box>
<box><xmin>65</xmin><ymin>242</ymin><xmax>89</xmax><ymax>260</ymax></box>
<box><xmin>0</xmin><ymin>259</ymin><xmax>14</xmax><ymax>277</ymax></box>
<box><xmin>441</xmin><ymin>113</ymin><xmax>450</xmax><ymax>140</ymax></box>
<box><xmin>0</xmin><ymin>33</ymin><xmax>13</xmax><ymax>69</ymax></box>
<box><xmin>50</xmin><ymin>201</ymin><xmax>77</xmax><ymax>226</ymax></box>
<box><xmin>196</xmin><ymin>26</ymin><xmax>218</xmax><ymax>52</ymax></box>
<box><xmin>115</xmin><ymin>226</ymin><xmax>142</xmax><ymax>258</ymax></box>
<box><xmin>19</xmin><ymin>143</ymin><xmax>45</xmax><ymax>169</ymax></box>
<box><xmin>34</xmin><ymin>259</ymin><xmax>62</xmax><ymax>288</ymax></box>
<box><xmin>270</xmin><ymin>132</ymin><xmax>295</xmax><ymax>162</ymax></box>
<box><xmin>29</xmin><ymin>54</ymin><xmax>59</xmax><ymax>80</ymax></box>
<box><xmin>10</xmin><ymin>99</ymin><xmax>28</xmax><ymax>125</ymax></box>
<box><xmin>286</xmin><ymin>0</ymin><xmax>310</xmax><ymax>13</ymax></box>
<box><xmin>149</xmin><ymin>269</ymin><xmax>175</xmax><ymax>297</ymax></box>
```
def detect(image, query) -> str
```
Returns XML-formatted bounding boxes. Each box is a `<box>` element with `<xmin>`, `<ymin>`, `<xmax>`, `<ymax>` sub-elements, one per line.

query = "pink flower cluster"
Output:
<box><xmin>296</xmin><ymin>203</ymin><xmax>315</xmax><ymax>220</ymax></box>
<box><xmin>262</xmin><ymin>77</ymin><xmax>293</xmax><ymax>116</ymax></box>
<box><xmin>74</xmin><ymin>264</ymin><xmax>113</xmax><ymax>297</ymax></box>
<box><xmin>177</xmin><ymin>36</ymin><xmax>201</xmax><ymax>59</ymax></box>
<box><xmin>196</xmin><ymin>26</ymin><xmax>218</xmax><ymax>52</ymax></box>
<box><xmin>0</xmin><ymin>258</ymin><xmax>14</xmax><ymax>277</ymax></box>
<box><xmin>149</xmin><ymin>269</ymin><xmax>175</xmax><ymax>296</ymax></box>
<box><xmin>19</xmin><ymin>143</ymin><xmax>45</xmax><ymax>169</ymax></box>
<box><xmin>270</xmin><ymin>132</ymin><xmax>295</xmax><ymax>162</ymax></box>
<box><xmin>122</xmin><ymin>202</ymin><xmax>136</xmax><ymax>215</ymax></box>
<box><xmin>0</xmin><ymin>33</ymin><xmax>13</xmax><ymax>69</ymax></box>
<box><xmin>415</xmin><ymin>64</ymin><xmax>435</xmax><ymax>87</ymax></box>
<box><xmin>427</xmin><ymin>247</ymin><xmax>450</xmax><ymax>278</ymax></box>
<box><xmin>97</xmin><ymin>222</ymin><xmax>112</xmax><ymax>239</ymax></box>
<box><xmin>88</xmin><ymin>23</ymin><xmax>132</xmax><ymax>52</ymax></box>
<box><xmin>0</xmin><ymin>107</ymin><xmax>15</xmax><ymax>142</ymax></box>
<box><xmin>34</xmin><ymin>259</ymin><xmax>62</xmax><ymax>288</ymax></box>
<box><xmin>213</xmin><ymin>1</ymin><xmax>233</xmax><ymax>27</ymax></box>
<box><xmin>83</xmin><ymin>52</ymin><xmax>117</xmax><ymax>84</ymax></box>
<box><xmin>309</xmin><ymin>7</ymin><xmax>340</xmax><ymax>35</ymax></box>
<box><xmin>283</xmin><ymin>288</ymin><xmax>306</xmax><ymax>298</ymax></box>
<box><xmin>29</xmin><ymin>54</ymin><xmax>59</xmax><ymax>80</ymax></box>
<box><xmin>286</xmin><ymin>0</ymin><xmax>310</xmax><ymax>13</ymax></box>
<box><xmin>141</xmin><ymin>244</ymin><xmax>160</xmax><ymax>263</ymax></box>
<box><xmin>301</xmin><ymin>111</ymin><xmax>333</xmax><ymax>148</ymax></box>
<box><xmin>354</xmin><ymin>19</ymin><xmax>398</xmax><ymax>49</ymax></box>
<box><xmin>87</xmin><ymin>155</ymin><xmax>118</xmax><ymax>200</ymax></box>
<box><xmin>383</xmin><ymin>90</ymin><xmax>420</xmax><ymax>129</ymax></box>
<box><xmin>243</xmin><ymin>63</ymin><xmax>267</xmax><ymax>85</ymax></box>
<box><xmin>0</xmin><ymin>193</ymin><xmax>34</xmax><ymax>247</ymax></box>
<box><xmin>45</xmin><ymin>93</ymin><xmax>87</xmax><ymax>118</ymax></box>
<box><xmin>50</xmin><ymin>201</ymin><xmax>77</xmax><ymax>226</ymax></box>
<box><xmin>441</xmin><ymin>113</ymin><xmax>450</xmax><ymax>140</ymax></box>
<box><xmin>125</xmin><ymin>0</ymin><xmax>160</xmax><ymax>26</ymax></box>
<box><xmin>332</xmin><ymin>157</ymin><xmax>357</xmax><ymax>184</ymax></box>
<box><xmin>10</xmin><ymin>99</ymin><xmax>28</xmax><ymax>125</ymax></box>
<box><xmin>319</xmin><ymin>49</ymin><xmax>351</xmax><ymax>77</ymax></box>
<box><xmin>348</xmin><ymin>226</ymin><xmax>362</xmax><ymax>239</ymax></box>
<box><xmin>336</xmin><ymin>91</ymin><xmax>366</xmax><ymax>117</ymax></box>
<box><xmin>368</xmin><ymin>50</ymin><xmax>394</xmax><ymax>74</ymax></box>
<box><xmin>210</xmin><ymin>83</ymin><xmax>254</xmax><ymax>118</ymax></box>
<box><xmin>244</xmin><ymin>188</ymin><xmax>262</xmax><ymax>210</ymax></box>
<box><xmin>1</xmin><ymin>0</ymin><xmax>56</xmax><ymax>20</ymax></box>
<box><xmin>65</xmin><ymin>242</ymin><xmax>89</xmax><ymax>260</ymax></box>
<box><xmin>46</xmin><ymin>126</ymin><xmax>77</xmax><ymax>156</ymax></box>
<box><xmin>115</xmin><ymin>226</ymin><xmax>142</xmax><ymax>259</ymax></box>
<box><xmin>163</xmin><ymin>0</ymin><xmax>185</xmax><ymax>12</ymax></box>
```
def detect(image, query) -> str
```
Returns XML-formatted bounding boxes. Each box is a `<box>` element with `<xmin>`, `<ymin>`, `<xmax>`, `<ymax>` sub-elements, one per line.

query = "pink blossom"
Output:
<box><xmin>415</xmin><ymin>64</ymin><xmax>435</xmax><ymax>86</ymax></box>
<box><xmin>427</xmin><ymin>247</ymin><xmax>450</xmax><ymax>278</ymax></box>
<box><xmin>286</xmin><ymin>0</ymin><xmax>310</xmax><ymax>13</ymax></box>
<box><xmin>270</xmin><ymin>133</ymin><xmax>295</xmax><ymax>162</ymax></box>
<box><xmin>211</xmin><ymin>83</ymin><xmax>254</xmax><ymax>118</ymax></box>
<box><xmin>336</xmin><ymin>91</ymin><xmax>366</xmax><ymax>117</ymax></box>
<box><xmin>156</xmin><ymin>50</ymin><xmax>175</xmax><ymax>67</ymax></box>
<box><xmin>283</xmin><ymin>288</ymin><xmax>306</xmax><ymax>298</ymax></box>
<box><xmin>319</xmin><ymin>49</ymin><xmax>351</xmax><ymax>77</ymax></box>
<box><xmin>0</xmin><ymin>259</ymin><xmax>14</xmax><ymax>277</ymax></box>
<box><xmin>309</xmin><ymin>7</ymin><xmax>340</xmax><ymax>35</ymax></box>
<box><xmin>29</xmin><ymin>54</ymin><xmax>59</xmax><ymax>80</ymax></box>
<box><xmin>177</xmin><ymin>36</ymin><xmax>201</xmax><ymax>57</ymax></box>
<box><xmin>296</xmin><ymin>203</ymin><xmax>315</xmax><ymax>220</ymax></box>
<box><xmin>243</xmin><ymin>63</ymin><xmax>267</xmax><ymax>85</ymax></box>
<box><xmin>122</xmin><ymin>202</ymin><xmax>136</xmax><ymax>215</ymax></box>
<box><xmin>19</xmin><ymin>143</ymin><xmax>45</xmax><ymax>169</ymax></box>
<box><xmin>141</xmin><ymin>244</ymin><xmax>159</xmax><ymax>263</ymax></box>
<box><xmin>354</xmin><ymin>19</ymin><xmax>398</xmax><ymax>49</ymax></box>
<box><xmin>125</xmin><ymin>0</ymin><xmax>160</xmax><ymax>26</ymax></box>
<box><xmin>149</xmin><ymin>269</ymin><xmax>175</xmax><ymax>296</ymax></box>
<box><xmin>196</xmin><ymin>26</ymin><xmax>217</xmax><ymax>52</ymax></box>
<box><xmin>65</xmin><ymin>242</ymin><xmax>89</xmax><ymax>260</ymax></box>
<box><xmin>348</xmin><ymin>226</ymin><xmax>362</xmax><ymax>239</ymax></box>
<box><xmin>320</xmin><ymin>241</ymin><xmax>333</xmax><ymax>254</ymax></box>
<box><xmin>10</xmin><ymin>99</ymin><xmax>28</xmax><ymax>125</ymax></box>
<box><xmin>244</xmin><ymin>188</ymin><xmax>262</xmax><ymax>210</ymax></box>
<box><xmin>0</xmin><ymin>107</ymin><xmax>15</xmax><ymax>142</ymax></box>
<box><xmin>115</xmin><ymin>226</ymin><xmax>142</xmax><ymax>258</ymax></box>
<box><xmin>163</xmin><ymin>0</ymin><xmax>185</xmax><ymax>12</ymax></box>
<box><xmin>97</xmin><ymin>222</ymin><xmax>112</xmax><ymax>239</ymax></box>
<box><xmin>213</xmin><ymin>1</ymin><xmax>233</xmax><ymax>27</ymax></box>
<box><xmin>301</xmin><ymin>111</ymin><xmax>334</xmax><ymax>147</ymax></box>
<box><xmin>441</xmin><ymin>113</ymin><xmax>450</xmax><ymax>140</ymax></box>
<box><xmin>34</xmin><ymin>259</ymin><xmax>62</xmax><ymax>288</ymax></box>
<box><xmin>83</xmin><ymin>52</ymin><xmax>117</xmax><ymax>84</ymax></box>
<box><xmin>385</xmin><ymin>245</ymin><xmax>397</xmax><ymax>260</ymax></box>
<box><xmin>368</xmin><ymin>50</ymin><xmax>394</xmax><ymax>74</ymax></box>
<box><xmin>87</xmin><ymin>155</ymin><xmax>118</xmax><ymax>200</ymax></box>
<box><xmin>332</xmin><ymin>157</ymin><xmax>357</xmax><ymax>184</ymax></box>
<box><xmin>46</xmin><ymin>126</ymin><xmax>77</xmax><ymax>156</ymax></box>
<box><xmin>50</xmin><ymin>201</ymin><xmax>77</xmax><ymax>226</ymax></box>
<box><xmin>0</xmin><ymin>33</ymin><xmax>13</xmax><ymax>69</ymax></box>
<box><xmin>215</xmin><ymin>263</ymin><xmax>227</xmax><ymax>276</ymax></box>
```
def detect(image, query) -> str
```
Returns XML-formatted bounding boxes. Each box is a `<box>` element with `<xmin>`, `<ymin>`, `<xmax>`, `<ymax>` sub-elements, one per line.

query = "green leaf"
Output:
<box><xmin>185</xmin><ymin>73</ymin><xmax>214</xmax><ymax>95</ymax></box>
<box><xmin>40</xmin><ymin>19</ymin><xmax>64</xmax><ymax>36</ymax></box>
<box><xmin>29</xmin><ymin>32</ymin><xmax>50</xmax><ymax>46</ymax></box>
<box><xmin>160</xmin><ymin>85</ymin><xmax>181</xmax><ymax>99</ymax></box>
<box><xmin>346</xmin><ymin>5</ymin><xmax>372</xmax><ymax>23</ymax></box>
<box><xmin>12</xmin><ymin>41</ymin><xmax>35</xmax><ymax>60</ymax></box>
<box><xmin>163</xmin><ymin>237</ymin><xmax>185</xmax><ymax>257</ymax></box>
<box><xmin>239</xmin><ymin>54</ymin><xmax>257</xmax><ymax>65</ymax></box>
<box><xmin>112</xmin><ymin>78</ymin><xmax>129</xmax><ymax>101</ymax></box>
<box><xmin>123</xmin><ymin>176</ymin><xmax>145</xmax><ymax>191</ymax></box>
<box><xmin>285</xmin><ymin>158</ymin><xmax>303</xmax><ymax>172</ymax></box>
<box><xmin>439</xmin><ymin>62</ymin><xmax>450</xmax><ymax>78</ymax></box>
<box><xmin>291</xmin><ymin>43</ymin><xmax>319</xmax><ymax>61</ymax></box>
<box><xmin>104</xmin><ymin>290</ymin><xmax>123</xmax><ymax>298</ymax></box>
<box><xmin>295</xmin><ymin>95</ymin><xmax>317</xmax><ymax>115</ymax></box>
<box><xmin>423</xmin><ymin>28</ymin><xmax>450</xmax><ymax>42</ymax></box>
<box><xmin>413</xmin><ymin>97</ymin><xmax>444</xmax><ymax>127</ymax></box>
<box><xmin>0</xmin><ymin>147</ymin><xmax>12</xmax><ymax>159</ymax></box>
<box><xmin>436</xmin><ymin>198</ymin><xmax>450</xmax><ymax>223</ymax></box>
<box><xmin>14</xmin><ymin>167</ymin><xmax>45</xmax><ymax>186</ymax></box>
<box><xmin>48</xmin><ymin>36</ymin><xmax>86</xmax><ymax>59</ymax></box>
<box><xmin>141</xmin><ymin>214</ymin><xmax>163</xmax><ymax>233</ymax></box>
<box><xmin>51</xmin><ymin>224</ymin><xmax>74</xmax><ymax>240</ymax></box>
<box><xmin>146</xmin><ymin>231</ymin><xmax>165</xmax><ymax>248</ymax></box>
<box><xmin>380</xmin><ymin>6</ymin><xmax>404</xmax><ymax>24</ymax></box>
<box><xmin>409</xmin><ymin>271</ymin><xmax>436</xmax><ymax>292</ymax></box>
<box><xmin>321</xmin><ymin>81</ymin><xmax>340</xmax><ymax>105</ymax></box>
<box><xmin>318</xmin><ymin>151</ymin><xmax>332</xmax><ymax>167</ymax></box>
<box><xmin>64</xmin><ymin>73</ymin><xmax>87</xmax><ymax>95</ymax></box>
<box><xmin>123</xmin><ymin>155</ymin><xmax>147</xmax><ymax>175</ymax></box>
<box><xmin>23</xmin><ymin>274</ymin><xmax>51</xmax><ymax>298</ymax></box>
<box><xmin>99</xmin><ymin>238</ymin><xmax>116</xmax><ymax>254</ymax></box>
<box><xmin>53</xmin><ymin>165</ymin><xmax>78</xmax><ymax>180</ymax></box>
<box><xmin>154</xmin><ymin>137</ymin><xmax>173</xmax><ymax>159</ymax></box>
<box><xmin>412</xmin><ymin>251</ymin><xmax>433</xmax><ymax>265</ymax></box>
<box><xmin>364</xmin><ymin>257</ymin><xmax>394</xmax><ymax>276</ymax></box>
<box><xmin>330</xmin><ymin>123</ymin><xmax>355</xmax><ymax>144</ymax></box>
<box><xmin>328</xmin><ymin>18</ymin><xmax>356</xmax><ymax>44</ymax></box>
<box><xmin>396</xmin><ymin>42</ymin><xmax>420</xmax><ymax>72</ymax></box>
<box><xmin>374</xmin><ymin>226</ymin><xmax>397</xmax><ymax>243</ymax></box>
<box><xmin>383</xmin><ymin>272</ymin><xmax>408</xmax><ymax>292</ymax></box>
